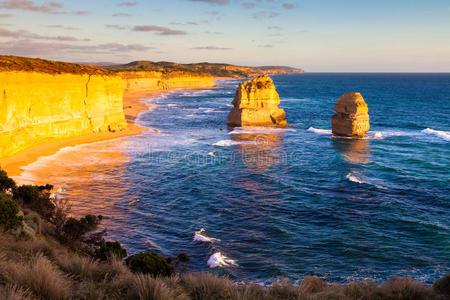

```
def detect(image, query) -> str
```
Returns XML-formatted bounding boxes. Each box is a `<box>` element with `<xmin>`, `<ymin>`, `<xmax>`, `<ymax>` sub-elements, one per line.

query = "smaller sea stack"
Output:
<box><xmin>227</xmin><ymin>75</ymin><xmax>287</xmax><ymax>127</ymax></box>
<box><xmin>331</xmin><ymin>92</ymin><xmax>370</xmax><ymax>138</ymax></box>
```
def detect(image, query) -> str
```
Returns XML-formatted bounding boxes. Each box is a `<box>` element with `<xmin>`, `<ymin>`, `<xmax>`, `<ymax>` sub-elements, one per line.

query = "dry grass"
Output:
<box><xmin>0</xmin><ymin>232</ymin><xmax>446</xmax><ymax>300</ymax></box>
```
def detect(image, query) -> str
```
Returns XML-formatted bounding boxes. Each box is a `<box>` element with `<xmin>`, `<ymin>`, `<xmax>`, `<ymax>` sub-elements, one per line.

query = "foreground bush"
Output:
<box><xmin>0</xmin><ymin>194</ymin><xmax>23</xmax><ymax>231</ymax></box>
<box><xmin>95</xmin><ymin>241</ymin><xmax>128</xmax><ymax>261</ymax></box>
<box><xmin>126</xmin><ymin>251</ymin><xmax>174</xmax><ymax>277</ymax></box>
<box><xmin>13</xmin><ymin>184</ymin><xmax>54</xmax><ymax>219</ymax></box>
<box><xmin>433</xmin><ymin>273</ymin><xmax>450</xmax><ymax>296</ymax></box>
<box><xmin>0</xmin><ymin>170</ymin><xmax>16</xmax><ymax>193</ymax></box>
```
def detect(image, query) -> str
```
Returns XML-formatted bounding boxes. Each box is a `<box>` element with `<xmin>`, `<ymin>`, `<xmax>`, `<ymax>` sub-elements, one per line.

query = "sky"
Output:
<box><xmin>0</xmin><ymin>0</ymin><xmax>449</xmax><ymax>71</ymax></box>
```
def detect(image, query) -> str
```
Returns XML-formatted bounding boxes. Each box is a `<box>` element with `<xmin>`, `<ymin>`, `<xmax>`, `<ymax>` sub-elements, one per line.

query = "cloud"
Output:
<box><xmin>257</xmin><ymin>44</ymin><xmax>273</xmax><ymax>48</ymax></box>
<box><xmin>169</xmin><ymin>21</ymin><xmax>198</xmax><ymax>26</ymax></box>
<box><xmin>118</xmin><ymin>1</ymin><xmax>136</xmax><ymax>6</ymax></box>
<box><xmin>187</xmin><ymin>0</ymin><xmax>228</xmax><ymax>4</ymax></box>
<box><xmin>242</xmin><ymin>2</ymin><xmax>256</xmax><ymax>9</ymax></box>
<box><xmin>267</xmin><ymin>26</ymin><xmax>281</xmax><ymax>30</ymax></box>
<box><xmin>105</xmin><ymin>24</ymin><xmax>128</xmax><ymax>30</ymax></box>
<box><xmin>191</xmin><ymin>46</ymin><xmax>232</xmax><ymax>50</ymax></box>
<box><xmin>112</xmin><ymin>13</ymin><xmax>131</xmax><ymax>17</ymax></box>
<box><xmin>252</xmin><ymin>11</ymin><xmax>279</xmax><ymax>19</ymax></box>
<box><xmin>282</xmin><ymin>3</ymin><xmax>294</xmax><ymax>9</ymax></box>
<box><xmin>204</xmin><ymin>31</ymin><xmax>223</xmax><ymax>35</ymax></box>
<box><xmin>203</xmin><ymin>10</ymin><xmax>220</xmax><ymax>15</ymax></box>
<box><xmin>0</xmin><ymin>27</ymin><xmax>89</xmax><ymax>41</ymax></box>
<box><xmin>0</xmin><ymin>13</ymin><xmax>13</xmax><ymax>17</ymax></box>
<box><xmin>133</xmin><ymin>25</ymin><xmax>187</xmax><ymax>35</ymax></box>
<box><xmin>0</xmin><ymin>0</ymin><xmax>88</xmax><ymax>14</ymax></box>
<box><xmin>46</xmin><ymin>25</ymin><xmax>80</xmax><ymax>30</ymax></box>
<box><xmin>0</xmin><ymin>39</ymin><xmax>153</xmax><ymax>57</ymax></box>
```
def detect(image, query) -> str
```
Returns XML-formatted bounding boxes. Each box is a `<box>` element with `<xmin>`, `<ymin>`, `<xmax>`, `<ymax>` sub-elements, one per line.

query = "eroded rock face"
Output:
<box><xmin>331</xmin><ymin>92</ymin><xmax>370</xmax><ymax>138</ymax></box>
<box><xmin>227</xmin><ymin>76</ymin><xmax>287</xmax><ymax>127</ymax></box>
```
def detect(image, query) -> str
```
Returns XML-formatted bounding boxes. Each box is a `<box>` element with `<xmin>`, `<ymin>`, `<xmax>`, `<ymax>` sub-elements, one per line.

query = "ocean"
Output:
<box><xmin>20</xmin><ymin>73</ymin><xmax>450</xmax><ymax>283</ymax></box>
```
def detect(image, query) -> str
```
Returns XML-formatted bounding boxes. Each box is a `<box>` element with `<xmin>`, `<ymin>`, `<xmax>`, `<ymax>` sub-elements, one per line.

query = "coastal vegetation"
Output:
<box><xmin>0</xmin><ymin>170</ymin><xmax>448</xmax><ymax>299</ymax></box>
<box><xmin>103</xmin><ymin>60</ymin><xmax>304</xmax><ymax>78</ymax></box>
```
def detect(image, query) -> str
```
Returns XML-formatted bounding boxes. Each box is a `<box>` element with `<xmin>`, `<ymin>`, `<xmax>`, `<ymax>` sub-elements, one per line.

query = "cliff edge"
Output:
<box><xmin>0</xmin><ymin>56</ymin><xmax>127</xmax><ymax>159</ymax></box>
<box><xmin>227</xmin><ymin>76</ymin><xmax>287</xmax><ymax>127</ymax></box>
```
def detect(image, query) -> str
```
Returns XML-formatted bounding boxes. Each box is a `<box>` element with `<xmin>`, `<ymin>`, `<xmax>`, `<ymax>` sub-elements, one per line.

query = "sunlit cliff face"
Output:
<box><xmin>0</xmin><ymin>71</ymin><xmax>127</xmax><ymax>159</ymax></box>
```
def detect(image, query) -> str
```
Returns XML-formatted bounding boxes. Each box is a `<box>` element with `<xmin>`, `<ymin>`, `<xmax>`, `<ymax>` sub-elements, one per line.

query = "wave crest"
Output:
<box><xmin>422</xmin><ymin>128</ymin><xmax>450</xmax><ymax>141</ymax></box>
<box><xmin>207</xmin><ymin>252</ymin><xmax>237</xmax><ymax>268</ymax></box>
<box><xmin>193</xmin><ymin>228</ymin><xmax>220</xmax><ymax>243</ymax></box>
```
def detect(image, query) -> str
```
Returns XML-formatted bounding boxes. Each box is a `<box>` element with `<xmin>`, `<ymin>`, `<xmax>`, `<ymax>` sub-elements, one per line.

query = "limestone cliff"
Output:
<box><xmin>227</xmin><ymin>76</ymin><xmax>287</xmax><ymax>127</ymax></box>
<box><xmin>117</xmin><ymin>71</ymin><xmax>215</xmax><ymax>93</ymax></box>
<box><xmin>331</xmin><ymin>92</ymin><xmax>370</xmax><ymax>138</ymax></box>
<box><xmin>0</xmin><ymin>71</ymin><xmax>127</xmax><ymax>159</ymax></box>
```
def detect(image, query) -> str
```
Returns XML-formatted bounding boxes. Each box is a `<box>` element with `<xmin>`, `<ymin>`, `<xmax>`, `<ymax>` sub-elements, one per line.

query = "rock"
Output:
<box><xmin>331</xmin><ymin>92</ymin><xmax>370</xmax><ymax>138</ymax></box>
<box><xmin>227</xmin><ymin>76</ymin><xmax>287</xmax><ymax>127</ymax></box>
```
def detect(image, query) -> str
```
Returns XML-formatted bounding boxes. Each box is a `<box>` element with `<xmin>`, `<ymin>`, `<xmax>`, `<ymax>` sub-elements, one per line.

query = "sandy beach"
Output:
<box><xmin>0</xmin><ymin>89</ymin><xmax>168</xmax><ymax>179</ymax></box>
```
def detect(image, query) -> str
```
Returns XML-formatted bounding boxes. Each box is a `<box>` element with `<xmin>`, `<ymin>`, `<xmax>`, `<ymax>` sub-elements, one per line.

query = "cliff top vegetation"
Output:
<box><xmin>0</xmin><ymin>55</ymin><xmax>111</xmax><ymax>75</ymax></box>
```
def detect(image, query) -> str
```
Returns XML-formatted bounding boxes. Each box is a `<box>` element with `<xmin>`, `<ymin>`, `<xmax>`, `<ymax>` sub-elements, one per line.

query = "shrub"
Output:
<box><xmin>433</xmin><ymin>273</ymin><xmax>450</xmax><ymax>296</ymax></box>
<box><xmin>0</xmin><ymin>170</ymin><xmax>16</xmax><ymax>193</ymax></box>
<box><xmin>126</xmin><ymin>252</ymin><xmax>174</xmax><ymax>277</ymax></box>
<box><xmin>13</xmin><ymin>185</ymin><xmax>54</xmax><ymax>219</ymax></box>
<box><xmin>95</xmin><ymin>241</ymin><xmax>128</xmax><ymax>261</ymax></box>
<box><xmin>62</xmin><ymin>215</ymin><xmax>102</xmax><ymax>242</ymax></box>
<box><xmin>0</xmin><ymin>194</ymin><xmax>23</xmax><ymax>231</ymax></box>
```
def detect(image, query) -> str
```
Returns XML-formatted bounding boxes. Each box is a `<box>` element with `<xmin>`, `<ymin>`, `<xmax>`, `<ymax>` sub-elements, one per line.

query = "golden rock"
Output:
<box><xmin>227</xmin><ymin>76</ymin><xmax>287</xmax><ymax>127</ymax></box>
<box><xmin>331</xmin><ymin>92</ymin><xmax>370</xmax><ymax>138</ymax></box>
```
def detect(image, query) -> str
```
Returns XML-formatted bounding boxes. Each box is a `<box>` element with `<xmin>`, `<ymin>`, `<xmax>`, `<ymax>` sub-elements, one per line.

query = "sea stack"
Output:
<box><xmin>227</xmin><ymin>75</ymin><xmax>287</xmax><ymax>127</ymax></box>
<box><xmin>331</xmin><ymin>92</ymin><xmax>370</xmax><ymax>138</ymax></box>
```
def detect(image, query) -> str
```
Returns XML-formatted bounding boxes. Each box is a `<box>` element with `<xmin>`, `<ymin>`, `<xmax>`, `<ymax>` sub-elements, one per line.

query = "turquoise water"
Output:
<box><xmin>37</xmin><ymin>73</ymin><xmax>450</xmax><ymax>283</ymax></box>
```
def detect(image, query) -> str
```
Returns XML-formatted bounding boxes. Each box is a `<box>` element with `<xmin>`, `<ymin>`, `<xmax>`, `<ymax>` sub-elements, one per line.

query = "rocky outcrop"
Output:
<box><xmin>0</xmin><ymin>71</ymin><xmax>127</xmax><ymax>159</ymax></box>
<box><xmin>117</xmin><ymin>71</ymin><xmax>215</xmax><ymax>93</ymax></box>
<box><xmin>227</xmin><ymin>76</ymin><xmax>287</xmax><ymax>127</ymax></box>
<box><xmin>331</xmin><ymin>92</ymin><xmax>370</xmax><ymax>138</ymax></box>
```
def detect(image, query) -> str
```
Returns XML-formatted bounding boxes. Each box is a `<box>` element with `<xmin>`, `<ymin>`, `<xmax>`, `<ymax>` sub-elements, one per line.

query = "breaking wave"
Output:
<box><xmin>207</xmin><ymin>252</ymin><xmax>237</xmax><ymax>268</ymax></box>
<box><xmin>307</xmin><ymin>127</ymin><xmax>332</xmax><ymax>135</ymax></box>
<box><xmin>422</xmin><ymin>128</ymin><xmax>450</xmax><ymax>141</ymax></box>
<box><xmin>213</xmin><ymin>139</ymin><xmax>256</xmax><ymax>147</ymax></box>
<box><xmin>193</xmin><ymin>228</ymin><xmax>220</xmax><ymax>243</ymax></box>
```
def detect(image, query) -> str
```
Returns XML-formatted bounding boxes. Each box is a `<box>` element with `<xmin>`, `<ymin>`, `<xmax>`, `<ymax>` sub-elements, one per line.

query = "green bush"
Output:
<box><xmin>0</xmin><ymin>170</ymin><xmax>16</xmax><ymax>193</ymax></box>
<box><xmin>13</xmin><ymin>185</ymin><xmax>54</xmax><ymax>219</ymax></box>
<box><xmin>95</xmin><ymin>241</ymin><xmax>128</xmax><ymax>261</ymax></box>
<box><xmin>433</xmin><ymin>273</ymin><xmax>450</xmax><ymax>296</ymax></box>
<box><xmin>0</xmin><ymin>194</ymin><xmax>23</xmax><ymax>231</ymax></box>
<box><xmin>126</xmin><ymin>252</ymin><xmax>174</xmax><ymax>277</ymax></box>
<box><xmin>62</xmin><ymin>215</ymin><xmax>102</xmax><ymax>242</ymax></box>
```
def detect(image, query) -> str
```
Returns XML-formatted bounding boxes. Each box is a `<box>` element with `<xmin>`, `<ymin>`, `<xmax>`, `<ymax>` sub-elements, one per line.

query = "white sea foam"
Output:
<box><xmin>207</xmin><ymin>252</ymin><xmax>237</xmax><ymax>268</ymax></box>
<box><xmin>167</xmin><ymin>104</ymin><xmax>177</xmax><ymax>107</ymax></box>
<box><xmin>307</xmin><ymin>127</ymin><xmax>332</xmax><ymax>135</ymax></box>
<box><xmin>208</xmin><ymin>151</ymin><xmax>216</xmax><ymax>157</ymax></box>
<box><xmin>213</xmin><ymin>139</ymin><xmax>256</xmax><ymax>147</ymax></box>
<box><xmin>422</xmin><ymin>128</ymin><xmax>450</xmax><ymax>141</ymax></box>
<box><xmin>229</xmin><ymin>126</ymin><xmax>296</xmax><ymax>135</ymax></box>
<box><xmin>193</xmin><ymin>228</ymin><xmax>220</xmax><ymax>243</ymax></box>
<box><xmin>346</xmin><ymin>173</ymin><xmax>365</xmax><ymax>184</ymax></box>
<box><xmin>346</xmin><ymin>173</ymin><xmax>387</xmax><ymax>189</ymax></box>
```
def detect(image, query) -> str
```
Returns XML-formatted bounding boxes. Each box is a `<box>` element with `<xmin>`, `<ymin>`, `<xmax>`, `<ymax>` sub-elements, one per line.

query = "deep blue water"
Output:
<box><xmin>34</xmin><ymin>73</ymin><xmax>450</xmax><ymax>283</ymax></box>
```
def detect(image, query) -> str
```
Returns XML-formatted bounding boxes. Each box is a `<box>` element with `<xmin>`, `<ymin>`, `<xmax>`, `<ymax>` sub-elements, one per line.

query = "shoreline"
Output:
<box><xmin>0</xmin><ymin>86</ymin><xmax>213</xmax><ymax>182</ymax></box>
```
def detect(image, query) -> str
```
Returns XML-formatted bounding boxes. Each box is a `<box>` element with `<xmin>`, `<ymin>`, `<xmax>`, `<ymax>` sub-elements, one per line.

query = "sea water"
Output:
<box><xmin>21</xmin><ymin>73</ymin><xmax>450</xmax><ymax>283</ymax></box>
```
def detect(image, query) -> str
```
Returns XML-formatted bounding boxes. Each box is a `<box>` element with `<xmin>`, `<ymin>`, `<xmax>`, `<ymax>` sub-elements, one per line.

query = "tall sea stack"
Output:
<box><xmin>227</xmin><ymin>75</ymin><xmax>287</xmax><ymax>127</ymax></box>
<box><xmin>331</xmin><ymin>92</ymin><xmax>370</xmax><ymax>138</ymax></box>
